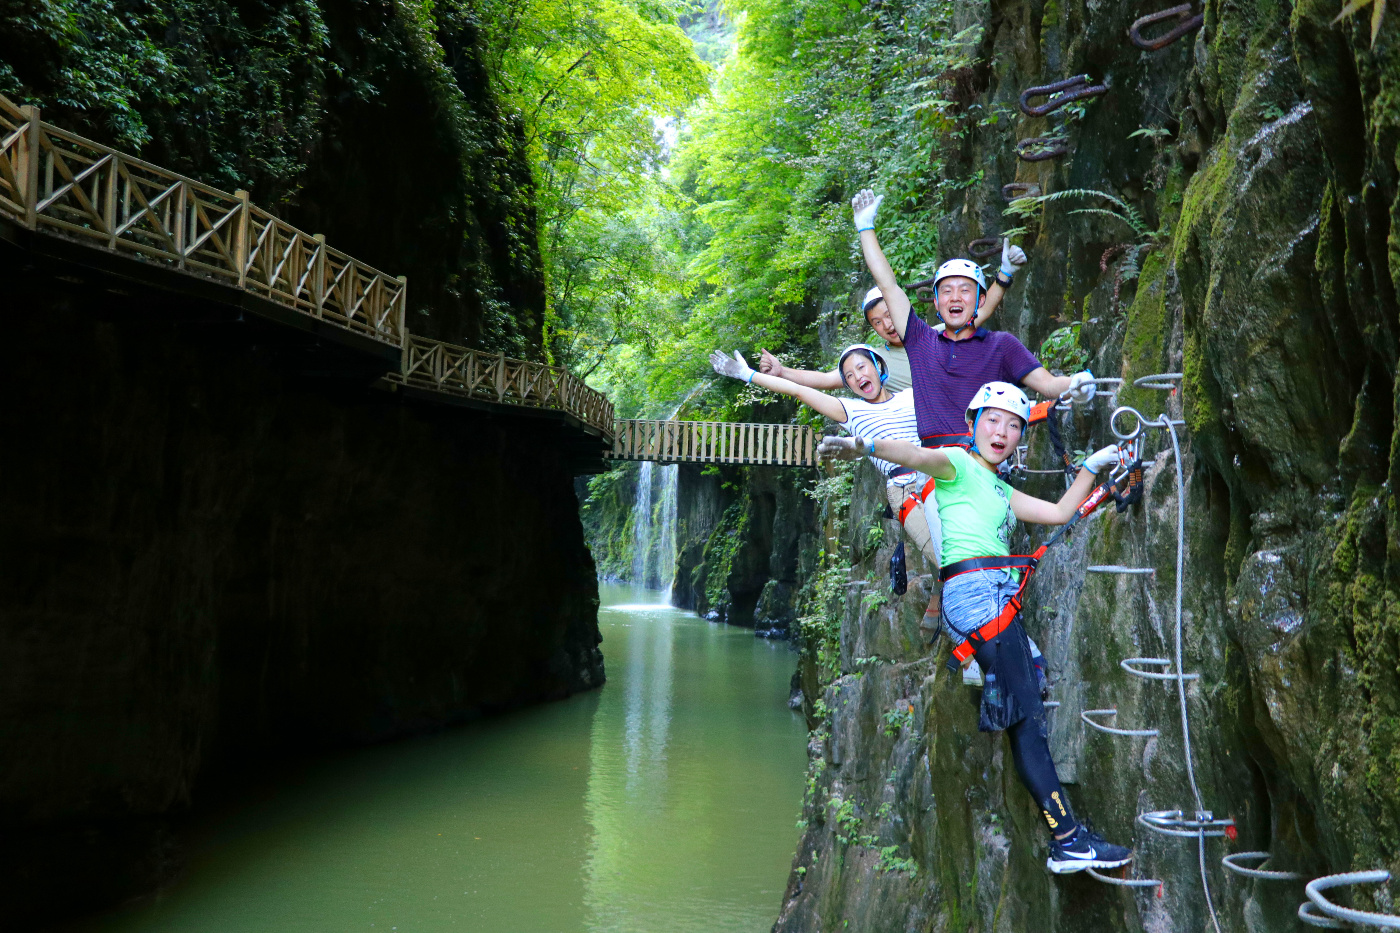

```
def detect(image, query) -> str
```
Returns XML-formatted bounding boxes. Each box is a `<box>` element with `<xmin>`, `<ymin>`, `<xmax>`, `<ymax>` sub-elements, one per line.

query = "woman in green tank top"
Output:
<box><xmin>817</xmin><ymin>380</ymin><xmax>1136</xmax><ymax>878</ymax></box>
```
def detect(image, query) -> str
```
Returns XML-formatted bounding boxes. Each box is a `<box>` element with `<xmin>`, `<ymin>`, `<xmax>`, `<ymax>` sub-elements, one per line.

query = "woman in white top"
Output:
<box><xmin>710</xmin><ymin>344</ymin><xmax>944</xmax><ymax>629</ymax></box>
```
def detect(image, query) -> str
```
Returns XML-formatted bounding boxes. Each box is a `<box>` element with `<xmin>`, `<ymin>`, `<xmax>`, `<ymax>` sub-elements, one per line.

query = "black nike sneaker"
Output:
<box><xmin>1046</xmin><ymin>825</ymin><xmax>1133</xmax><ymax>874</ymax></box>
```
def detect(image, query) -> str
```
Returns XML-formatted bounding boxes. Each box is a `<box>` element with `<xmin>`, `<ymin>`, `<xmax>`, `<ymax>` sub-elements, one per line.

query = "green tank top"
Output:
<box><xmin>935</xmin><ymin>447</ymin><xmax>1019</xmax><ymax>576</ymax></box>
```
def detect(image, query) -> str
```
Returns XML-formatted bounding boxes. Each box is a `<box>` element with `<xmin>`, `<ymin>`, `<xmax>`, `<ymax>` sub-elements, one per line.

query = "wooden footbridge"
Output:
<box><xmin>0</xmin><ymin>93</ymin><xmax>817</xmax><ymax>472</ymax></box>
<box><xmin>606</xmin><ymin>419</ymin><xmax>819</xmax><ymax>466</ymax></box>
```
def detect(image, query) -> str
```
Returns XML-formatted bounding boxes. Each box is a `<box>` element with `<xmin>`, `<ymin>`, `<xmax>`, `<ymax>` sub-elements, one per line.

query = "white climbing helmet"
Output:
<box><xmin>966</xmin><ymin>381</ymin><xmax>1030</xmax><ymax>424</ymax></box>
<box><xmin>861</xmin><ymin>286</ymin><xmax>885</xmax><ymax>312</ymax></box>
<box><xmin>932</xmin><ymin>258</ymin><xmax>987</xmax><ymax>291</ymax></box>
<box><xmin>837</xmin><ymin>343</ymin><xmax>890</xmax><ymax>386</ymax></box>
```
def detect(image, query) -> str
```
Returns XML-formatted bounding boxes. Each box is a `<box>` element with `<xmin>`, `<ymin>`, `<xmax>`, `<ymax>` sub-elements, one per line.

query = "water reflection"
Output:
<box><xmin>68</xmin><ymin>585</ymin><xmax>805</xmax><ymax>933</ymax></box>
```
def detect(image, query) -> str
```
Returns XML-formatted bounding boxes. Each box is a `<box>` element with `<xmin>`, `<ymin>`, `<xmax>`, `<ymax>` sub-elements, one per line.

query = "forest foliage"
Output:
<box><xmin>530</xmin><ymin>0</ymin><xmax>992</xmax><ymax>419</ymax></box>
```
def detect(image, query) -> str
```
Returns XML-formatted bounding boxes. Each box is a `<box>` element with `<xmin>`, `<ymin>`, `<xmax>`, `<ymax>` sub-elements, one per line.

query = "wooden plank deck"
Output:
<box><xmin>607</xmin><ymin>420</ymin><xmax>818</xmax><ymax>466</ymax></box>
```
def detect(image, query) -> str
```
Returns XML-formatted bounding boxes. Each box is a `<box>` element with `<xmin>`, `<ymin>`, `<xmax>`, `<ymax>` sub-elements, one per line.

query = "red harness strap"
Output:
<box><xmin>945</xmin><ymin>478</ymin><xmax>1118</xmax><ymax>665</ymax></box>
<box><xmin>895</xmin><ymin>477</ymin><xmax>940</xmax><ymax>526</ymax></box>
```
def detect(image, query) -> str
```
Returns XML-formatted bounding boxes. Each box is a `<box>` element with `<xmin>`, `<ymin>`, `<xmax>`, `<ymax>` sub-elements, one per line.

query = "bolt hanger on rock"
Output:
<box><xmin>1130</xmin><ymin>4</ymin><xmax>1204</xmax><ymax>50</ymax></box>
<box><xmin>1018</xmin><ymin>75</ymin><xmax>1108</xmax><ymax>117</ymax></box>
<box><xmin>1016</xmin><ymin>137</ymin><xmax>1069</xmax><ymax>162</ymax></box>
<box><xmin>967</xmin><ymin>237</ymin><xmax>1001</xmax><ymax>260</ymax></box>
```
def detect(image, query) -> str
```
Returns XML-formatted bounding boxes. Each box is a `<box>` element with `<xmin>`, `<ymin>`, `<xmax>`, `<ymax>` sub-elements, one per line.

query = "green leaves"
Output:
<box><xmin>1333</xmin><ymin>0</ymin><xmax>1387</xmax><ymax>47</ymax></box>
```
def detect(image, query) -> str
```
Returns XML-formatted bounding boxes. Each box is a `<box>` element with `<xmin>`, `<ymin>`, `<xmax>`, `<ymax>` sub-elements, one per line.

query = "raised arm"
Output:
<box><xmin>757</xmin><ymin>349</ymin><xmax>844</xmax><ymax>390</ymax></box>
<box><xmin>1010</xmin><ymin>444</ymin><xmax>1122</xmax><ymax>525</ymax></box>
<box><xmin>710</xmin><ymin>350</ymin><xmax>848</xmax><ymax>423</ymax></box>
<box><xmin>971</xmin><ymin>239</ymin><xmax>1027</xmax><ymax>327</ymax></box>
<box><xmin>817</xmin><ymin>434</ymin><xmax>957</xmax><ymax>481</ymax></box>
<box><xmin>852</xmin><ymin>190</ymin><xmax>914</xmax><ymax>340</ymax></box>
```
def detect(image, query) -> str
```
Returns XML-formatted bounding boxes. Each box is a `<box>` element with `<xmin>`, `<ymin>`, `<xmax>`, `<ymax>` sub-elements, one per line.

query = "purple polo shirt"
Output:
<box><xmin>903</xmin><ymin>311</ymin><xmax>1042</xmax><ymax>441</ymax></box>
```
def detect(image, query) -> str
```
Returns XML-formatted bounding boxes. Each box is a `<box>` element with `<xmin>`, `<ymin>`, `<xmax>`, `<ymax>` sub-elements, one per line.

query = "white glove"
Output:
<box><xmin>710</xmin><ymin>349</ymin><xmax>755</xmax><ymax>383</ymax></box>
<box><xmin>1000</xmin><ymin>239</ymin><xmax>1027</xmax><ymax>277</ymax></box>
<box><xmin>852</xmin><ymin>189</ymin><xmax>883</xmax><ymax>232</ymax></box>
<box><xmin>1082</xmin><ymin>444</ymin><xmax>1122</xmax><ymax>474</ymax></box>
<box><xmin>818</xmin><ymin>435</ymin><xmax>866</xmax><ymax>461</ymax></box>
<box><xmin>1067</xmin><ymin>370</ymin><xmax>1096</xmax><ymax>403</ymax></box>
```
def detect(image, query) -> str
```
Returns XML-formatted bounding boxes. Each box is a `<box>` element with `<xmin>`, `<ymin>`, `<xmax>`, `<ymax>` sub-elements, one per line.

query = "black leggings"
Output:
<box><xmin>973</xmin><ymin>621</ymin><xmax>1078</xmax><ymax>836</ymax></box>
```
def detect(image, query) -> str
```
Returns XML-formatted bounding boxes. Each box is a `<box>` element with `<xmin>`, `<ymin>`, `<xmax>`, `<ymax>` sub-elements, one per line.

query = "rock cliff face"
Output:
<box><xmin>777</xmin><ymin>1</ymin><xmax>1400</xmax><ymax>930</ymax></box>
<box><xmin>0</xmin><ymin>3</ymin><xmax>602</xmax><ymax>925</ymax></box>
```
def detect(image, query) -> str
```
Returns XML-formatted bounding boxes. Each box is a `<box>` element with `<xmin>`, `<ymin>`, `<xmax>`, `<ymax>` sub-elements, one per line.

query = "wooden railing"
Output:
<box><xmin>0</xmin><ymin>93</ymin><xmax>617</xmax><ymax>444</ymax></box>
<box><xmin>609</xmin><ymin>420</ymin><xmax>818</xmax><ymax>466</ymax></box>
<box><xmin>388</xmin><ymin>335</ymin><xmax>615</xmax><ymax>432</ymax></box>
<box><xmin>0</xmin><ymin>96</ymin><xmax>404</xmax><ymax>345</ymax></box>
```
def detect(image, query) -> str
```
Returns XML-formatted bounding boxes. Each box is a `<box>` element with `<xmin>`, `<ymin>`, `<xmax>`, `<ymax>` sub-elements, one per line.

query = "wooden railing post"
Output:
<box><xmin>103</xmin><ymin>153</ymin><xmax>118</xmax><ymax>248</ymax></box>
<box><xmin>233</xmin><ymin>190</ymin><xmax>249</xmax><ymax>287</ymax></box>
<box><xmin>174</xmin><ymin>181</ymin><xmax>187</xmax><ymax>266</ymax></box>
<box><xmin>395</xmin><ymin>275</ymin><xmax>407</xmax><ymax>343</ymax></box>
<box><xmin>311</xmin><ymin>233</ymin><xmax>326</xmax><ymax>313</ymax></box>
<box><xmin>19</xmin><ymin>105</ymin><xmax>39</xmax><ymax>229</ymax></box>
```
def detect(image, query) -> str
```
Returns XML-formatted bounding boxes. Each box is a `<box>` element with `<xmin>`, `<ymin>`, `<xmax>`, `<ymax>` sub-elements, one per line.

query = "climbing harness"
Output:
<box><xmin>1129</xmin><ymin>4</ymin><xmax>1204</xmax><ymax>51</ymax></box>
<box><xmin>940</xmin><ymin>456</ymin><xmax>1145</xmax><ymax>669</ymax></box>
<box><xmin>1018</xmin><ymin>75</ymin><xmax>1110</xmax><ymax>117</ymax></box>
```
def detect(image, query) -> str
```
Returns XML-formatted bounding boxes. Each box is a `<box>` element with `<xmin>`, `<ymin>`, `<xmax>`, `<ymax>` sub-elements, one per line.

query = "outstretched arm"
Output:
<box><xmin>710</xmin><ymin>350</ymin><xmax>848</xmax><ymax>423</ymax></box>
<box><xmin>818</xmin><ymin>434</ymin><xmax>957</xmax><ymax>481</ymax></box>
<box><xmin>757</xmin><ymin>349</ymin><xmax>844</xmax><ymax>390</ymax></box>
<box><xmin>1010</xmin><ymin>445</ymin><xmax>1122</xmax><ymax>524</ymax></box>
<box><xmin>852</xmin><ymin>190</ymin><xmax>913</xmax><ymax>340</ymax></box>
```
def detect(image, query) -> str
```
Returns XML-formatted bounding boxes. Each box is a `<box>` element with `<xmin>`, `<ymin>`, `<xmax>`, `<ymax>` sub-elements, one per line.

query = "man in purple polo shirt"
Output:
<box><xmin>851</xmin><ymin>188</ymin><xmax>1095</xmax><ymax>446</ymax></box>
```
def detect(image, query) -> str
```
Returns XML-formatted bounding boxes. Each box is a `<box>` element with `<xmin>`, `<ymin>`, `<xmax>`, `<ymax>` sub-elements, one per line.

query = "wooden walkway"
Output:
<box><xmin>0</xmin><ymin>94</ymin><xmax>614</xmax><ymax>446</ymax></box>
<box><xmin>609</xmin><ymin>420</ymin><xmax>818</xmax><ymax>466</ymax></box>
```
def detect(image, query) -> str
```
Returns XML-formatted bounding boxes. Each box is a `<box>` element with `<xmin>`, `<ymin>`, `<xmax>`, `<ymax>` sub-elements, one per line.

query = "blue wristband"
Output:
<box><xmin>856</xmin><ymin>225</ymin><xmax>873</xmax><ymax>232</ymax></box>
<box><xmin>745</xmin><ymin>370</ymin><xmax>755</xmax><ymax>383</ymax></box>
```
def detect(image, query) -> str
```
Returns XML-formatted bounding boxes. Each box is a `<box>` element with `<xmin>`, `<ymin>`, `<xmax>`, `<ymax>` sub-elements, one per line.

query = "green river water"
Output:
<box><xmin>74</xmin><ymin>585</ymin><xmax>808</xmax><ymax>933</ymax></box>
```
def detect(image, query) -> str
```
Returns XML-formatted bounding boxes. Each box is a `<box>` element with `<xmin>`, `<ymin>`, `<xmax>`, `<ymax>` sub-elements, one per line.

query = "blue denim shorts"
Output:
<box><xmin>941</xmin><ymin>567</ymin><xmax>1021</xmax><ymax>645</ymax></box>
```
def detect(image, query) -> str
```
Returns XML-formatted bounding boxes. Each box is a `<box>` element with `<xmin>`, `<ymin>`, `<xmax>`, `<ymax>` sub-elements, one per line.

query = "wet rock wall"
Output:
<box><xmin>0</xmin><ymin>291</ymin><xmax>603</xmax><ymax>926</ymax></box>
<box><xmin>777</xmin><ymin>0</ymin><xmax>1400</xmax><ymax>930</ymax></box>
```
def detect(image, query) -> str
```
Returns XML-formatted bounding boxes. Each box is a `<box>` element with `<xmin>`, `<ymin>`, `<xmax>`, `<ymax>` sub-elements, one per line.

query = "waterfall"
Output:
<box><xmin>631</xmin><ymin>460</ymin><xmax>654</xmax><ymax>585</ymax></box>
<box><xmin>657</xmin><ymin>464</ymin><xmax>679</xmax><ymax>602</ymax></box>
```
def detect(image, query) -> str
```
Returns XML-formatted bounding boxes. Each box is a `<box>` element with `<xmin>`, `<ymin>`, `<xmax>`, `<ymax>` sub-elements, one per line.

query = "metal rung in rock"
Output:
<box><xmin>1299</xmin><ymin>901</ymin><xmax>1348</xmax><ymax>928</ymax></box>
<box><xmin>1302</xmin><ymin>870</ymin><xmax>1400</xmax><ymax>929</ymax></box>
<box><xmin>1088</xmin><ymin>565</ymin><xmax>1155</xmax><ymax>575</ymax></box>
<box><xmin>1222</xmin><ymin>851</ymin><xmax>1304</xmax><ymax>881</ymax></box>
<box><xmin>1086</xmin><ymin>867</ymin><xmax>1163</xmax><ymax>889</ymax></box>
<box><xmin>1043</xmin><ymin>701</ymin><xmax>1061</xmax><ymax>709</ymax></box>
<box><xmin>1121</xmin><ymin>657</ymin><xmax>1201</xmax><ymax>681</ymax></box>
<box><xmin>1134</xmin><ymin>372</ymin><xmax>1184</xmax><ymax>390</ymax></box>
<box><xmin>1082</xmin><ymin>708</ymin><xmax>1159</xmax><ymax>737</ymax></box>
<box><xmin>1138</xmin><ymin>809</ymin><xmax>1234</xmax><ymax>839</ymax></box>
